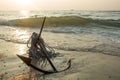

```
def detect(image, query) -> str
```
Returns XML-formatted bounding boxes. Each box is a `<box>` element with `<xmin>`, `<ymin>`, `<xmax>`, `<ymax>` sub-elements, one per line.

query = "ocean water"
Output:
<box><xmin>0</xmin><ymin>10</ymin><xmax>120</xmax><ymax>79</ymax></box>
<box><xmin>0</xmin><ymin>10</ymin><xmax>120</xmax><ymax>56</ymax></box>
<box><xmin>0</xmin><ymin>10</ymin><xmax>120</xmax><ymax>20</ymax></box>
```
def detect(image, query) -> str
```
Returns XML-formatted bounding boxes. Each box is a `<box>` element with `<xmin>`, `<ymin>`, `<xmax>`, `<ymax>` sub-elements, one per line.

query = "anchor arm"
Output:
<box><xmin>17</xmin><ymin>54</ymin><xmax>71</xmax><ymax>74</ymax></box>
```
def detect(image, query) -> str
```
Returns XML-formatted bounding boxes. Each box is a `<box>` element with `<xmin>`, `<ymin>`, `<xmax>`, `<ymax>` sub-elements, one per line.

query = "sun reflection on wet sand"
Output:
<box><xmin>14</xmin><ymin>29</ymin><xmax>30</xmax><ymax>55</ymax></box>
<box><xmin>18</xmin><ymin>44</ymin><xmax>27</xmax><ymax>55</ymax></box>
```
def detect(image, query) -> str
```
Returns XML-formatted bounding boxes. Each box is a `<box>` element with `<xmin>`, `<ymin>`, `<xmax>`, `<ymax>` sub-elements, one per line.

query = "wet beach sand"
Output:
<box><xmin>0</xmin><ymin>33</ymin><xmax>120</xmax><ymax>80</ymax></box>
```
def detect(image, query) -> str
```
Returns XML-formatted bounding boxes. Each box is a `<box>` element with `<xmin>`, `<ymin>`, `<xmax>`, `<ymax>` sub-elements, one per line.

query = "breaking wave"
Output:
<box><xmin>0</xmin><ymin>16</ymin><xmax>120</xmax><ymax>57</ymax></box>
<box><xmin>8</xmin><ymin>16</ymin><xmax>120</xmax><ymax>27</ymax></box>
<box><xmin>0</xmin><ymin>18</ymin><xmax>9</xmax><ymax>25</ymax></box>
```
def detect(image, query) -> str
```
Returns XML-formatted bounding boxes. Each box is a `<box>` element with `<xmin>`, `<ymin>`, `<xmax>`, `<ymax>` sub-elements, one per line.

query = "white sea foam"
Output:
<box><xmin>0</xmin><ymin>25</ymin><xmax>120</xmax><ymax>57</ymax></box>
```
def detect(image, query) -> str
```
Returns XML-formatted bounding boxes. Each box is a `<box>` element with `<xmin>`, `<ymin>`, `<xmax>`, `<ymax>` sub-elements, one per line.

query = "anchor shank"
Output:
<box><xmin>38</xmin><ymin>40</ymin><xmax>58</xmax><ymax>72</ymax></box>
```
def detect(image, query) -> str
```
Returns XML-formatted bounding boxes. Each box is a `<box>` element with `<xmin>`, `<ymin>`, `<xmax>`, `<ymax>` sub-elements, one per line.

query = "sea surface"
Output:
<box><xmin>0</xmin><ymin>10</ymin><xmax>120</xmax><ymax>79</ymax></box>
<box><xmin>0</xmin><ymin>10</ymin><xmax>120</xmax><ymax>56</ymax></box>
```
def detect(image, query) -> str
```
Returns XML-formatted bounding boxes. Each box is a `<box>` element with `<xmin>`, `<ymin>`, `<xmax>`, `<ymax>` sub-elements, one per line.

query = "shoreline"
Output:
<box><xmin>0</xmin><ymin>25</ymin><xmax>120</xmax><ymax>80</ymax></box>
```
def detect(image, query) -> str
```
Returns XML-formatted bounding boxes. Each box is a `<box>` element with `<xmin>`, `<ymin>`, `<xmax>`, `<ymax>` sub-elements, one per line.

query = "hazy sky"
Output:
<box><xmin>0</xmin><ymin>0</ymin><xmax>120</xmax><ymax>11</ymax></box>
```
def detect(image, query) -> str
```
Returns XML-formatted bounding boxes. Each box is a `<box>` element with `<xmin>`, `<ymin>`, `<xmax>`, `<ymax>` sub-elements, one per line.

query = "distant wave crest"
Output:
<box><xmin>9</xmin><ymin>16</ymin><xmax>120</xmax><ymax>27</ymax></box>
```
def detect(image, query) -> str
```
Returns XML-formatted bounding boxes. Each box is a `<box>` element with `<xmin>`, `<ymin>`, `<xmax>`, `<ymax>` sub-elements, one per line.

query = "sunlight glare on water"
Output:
<box><xmin>20</xmin><ymin>10</ymin><xmax>30</xmax><ymax>18</ymax></box>
<box><xmin>15</xmin><ymin>29</ymin><xmax>29</xmax><ymax>40</ymax></box>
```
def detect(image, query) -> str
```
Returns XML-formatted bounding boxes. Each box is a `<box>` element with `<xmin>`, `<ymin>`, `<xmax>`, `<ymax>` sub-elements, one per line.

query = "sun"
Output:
<box><xmin>16</xmin><ymin>0</ymin><xmax>35</xmax><ymax>7</ymax></box>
